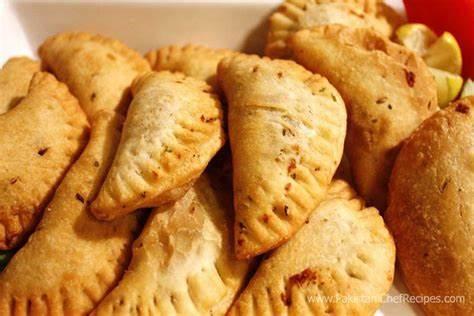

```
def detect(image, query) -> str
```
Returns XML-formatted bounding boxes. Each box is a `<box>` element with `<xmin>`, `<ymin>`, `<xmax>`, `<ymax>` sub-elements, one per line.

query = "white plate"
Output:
<box><xmin>1</xmin><ymin>0</ymin><xmax>405</xmax><ymax>63</ymax></box>
<box><xmin>0</xmin><ymin>1</ymin><xmax>423</xmax><ymax>315</ymax></box>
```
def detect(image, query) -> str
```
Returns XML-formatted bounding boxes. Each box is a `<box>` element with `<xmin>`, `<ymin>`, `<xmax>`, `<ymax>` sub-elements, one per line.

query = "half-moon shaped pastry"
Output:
<box><xmin>93</xmin><ymin>174</ymin><xmax>251</xmax><ymax>316</ymax></box>
<box><xmin>91</xmin><ymin>71</ymin><xmax>225</xmax><ymax>220</ymax></box>
<box><xmin>218</xmin><ymin>54</ymin><xmax>346</xmax><ymax>259</ymax></box>
<box><xmin>39</xmin><ymin>32</ymin><xmax>150</xmax><ymax>118</ymax></box>
<box><xmin>290</xmin><ymin>25</ymin><xmax>438</xmax><ymax>210</ymax></box>
<box><xmin>145</xmin><ymin>44</ymin><xmax>234</xmax><ymax>90</ymax></box>
<box><xmin>0</xmin><ymin>112</ymin><xmax>140</xmax><ymax>315</ymax></box>
<box><xmin>386</xmin><ymin>97</ymin><xmax>474</xmax><ymax>315</ymax></box>
<box><xmin>0</xmin><ymin>72</ymin><xmax>89</xmax><ymax>250</ymax></box>
<box><xmin>266</xmin><ymin>0</ymin><xmax>393</xmax><ymax>58</ymax></box>
<box><xmin>228</xmin><ymin>180</ymin><xmax>395</xmax><ymax>315</ymax></box>
<box><xmin>0</xmin><ymin>57</ymin><xmax>40</xmax><ymax>114</ymax></box>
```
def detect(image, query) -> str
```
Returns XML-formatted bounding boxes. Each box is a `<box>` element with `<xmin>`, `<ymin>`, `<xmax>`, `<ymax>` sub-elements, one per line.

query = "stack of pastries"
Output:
<box><xmin>0</xmin><ymin>0</ymin><xmax>471</xmax><ymax>315</ymax></box>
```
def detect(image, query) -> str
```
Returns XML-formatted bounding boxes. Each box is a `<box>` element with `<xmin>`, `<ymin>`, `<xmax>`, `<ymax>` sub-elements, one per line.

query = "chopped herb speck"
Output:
<box><xmin>38</xmin><ymin>147</ymin><xmax>49</xmax><ymax>156</ymax></box>
<box><xmin>75</xmin><ymin>193</ymin><xmax>85</xmax><ymax>203</ymax></box>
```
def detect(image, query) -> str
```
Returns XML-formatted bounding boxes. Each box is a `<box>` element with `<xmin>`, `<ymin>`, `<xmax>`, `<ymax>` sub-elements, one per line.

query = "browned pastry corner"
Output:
<box><xmin>39</xmin><ymin>32</ymin><xmax>150</xmax><ymax>118</ymax></box>
<box><xmin>145</xmin><ymin>44</ymin><xmax>235</xmax><ymax>90</ymax></box>
<box><xmin>0</xmin><ymin>57</ymin><xmax>40</xmax><ymax>114</ymax></box>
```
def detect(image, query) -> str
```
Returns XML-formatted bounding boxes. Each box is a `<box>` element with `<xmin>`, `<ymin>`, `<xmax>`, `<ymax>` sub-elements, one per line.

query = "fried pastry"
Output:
<box><xmin>0</xmin><ymin>57</ymin><xmax>40</xmax><ymax>114</ymax></box>
<box><xmin>218</xmin><ymin>54</ymin><xmax>346</xmax><ymax>259</ymax></box>
<box><xmin>145</xmin><ymin>45</ymin><xmax>234</xmax><ymax>90</ymax></box>
<box><xmin>290</xmin><ymin>25</ymin><xmax>438</xmax><ymax>210</ymax></box>
<box><xmin>0</xmin><ymin>112</ymin><xmax>140</xmax><ymax>315</ymax></box>
<box><xmin>0</xmin><ymin>72</ymin><xmax>89</xmax><ymax>250</ymax></box>
<box><xmin>386</xmin><ymin>97</ymin><xmax>474</xmax><ymax>315</ymax></box>
<box><xmin>270</xmin><ymin>0</ymin><xmax>381</xmax><ymax>15</ymax></box>
<box><xmin>39</xmin><ymin>32</ymin><xmax>150</xmax><ymax>118</ymax></box>
<box><xmin>228</xmin><ymin>180</ymin><xmax>395</xmax><ymax>315</ymax></box>
<box><xmin>91</xmin><ymin>71</ymin><xmax>225</xmax><ymax>220</ymax></box>
<box><xmin>93</xmin><ymin>175</ymin><xmax>251</xmax><ymax>316</ymax></box>
<box><xmin>266</xmin><ymin>0</ymin><xmax>392</xmax><ymax>58</ymax></box>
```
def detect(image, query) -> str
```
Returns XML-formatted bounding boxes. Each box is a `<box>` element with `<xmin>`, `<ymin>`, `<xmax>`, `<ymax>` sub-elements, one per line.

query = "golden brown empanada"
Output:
<box><xmin>386</xmin><ymin>97</ymin><xmax>474</xmax><ymax>315</ymax></box>
<box><xmin>0</xmin><ymin>112</ymin><xmax>140</xmax><ymax>315</ymax></box>
<box><xmin>290</xmin><ymin>25</ymin><xmax>438</xmax><ymax>210</ymax></box>
<box><xmin>228</xmin><ymin>180</ymin><xmax>395</xmax><ymax>315</ymax></box>
<box><xmin>91</xmin><ymin>71</ymin><xmax>225</xmax><ymax>220</ymax></box>
<box><xmin>0</xmin><ymin>72</ymin><xmax>89</xmax><ymax>250</ymax></box>
<box><xmin>93</xmin><ymin>175</ymin><xmax>251</xmax><ymax>316</ymax></box>
<box><xmin>0</xmin><ymin>57</ymin><xmax>40</xmax><ymax>114</ymax></box>
<box><xmin>145</xmin><ymin>45</ymin><xmax>235</xmax><ymax>90</ymax></box>
<box><xmin>218</xmin><ymin>54</ymin><xmax>347</xmax><ymax>259</ymax></box>
<box><xmin>266</xmin><ymin>0</ymin><xmax>392</xmax><ymax>58</ymax></box>
<box><xmin>39</xmin><ymin>32</ymin><xmax>150</xmax><ymax>118</ymax></box>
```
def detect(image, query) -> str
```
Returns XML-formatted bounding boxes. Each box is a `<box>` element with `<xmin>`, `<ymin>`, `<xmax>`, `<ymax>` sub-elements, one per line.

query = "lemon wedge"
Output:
<box><xmin>429</xmin><ymin>67</ymin><xmax>463</xmax><ymax>108</ymax></box>
<box><xmin>395</xmin><ymin>23</ymin><xmax>437</xmax><ymax>55</ymax></box>
<box><xmin>424</xmin><ymin>32</ymin><xmax>463</xmax><ymax>75</ymax></box>
<box><xmin>461</xmin><ymin>79</ymin><xmax>474</xmax><ymax>98</ymax></box>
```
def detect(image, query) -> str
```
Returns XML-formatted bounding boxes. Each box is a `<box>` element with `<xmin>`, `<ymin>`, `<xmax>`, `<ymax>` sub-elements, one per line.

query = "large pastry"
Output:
<box><xmin>266</xmin><ymin>0</ymin><xmax>393</xmax><ymax>58</ymax></box>
<box><xmin>218</xmin><ymin>54</ymin><xmax>346</xmax><ymax>259</ymax></box>
<box><xmin>93</xmin><ymin>175</ymin><xmax>251</xmax><ymax>316</ymax></box>
<box><xmin>0</xmin><ymin>112</ymin><xmax>141</xmax><ymax>315</ymax></box>
<box><xmin>0</xmin><ymin>72</ymin><xmax>89</xmax><ymax>249</ymax></box>
<box><xmin>229</xmin><ymin>180</ymin><xmax>395</xmax><ymax>315</ymax></box>
<box><xmin>91</xmin><ymin>71</ymin><xmax>225</xmax><ymax>220</ymax></box>
<box><xmin>386</xmin><ymin>97</ymin><xmax>474</xmax><ymax>315</ymax></box>
<box><xmin>290</xmin><ymin>25</ymin><xmax>438</xmax><ymax>210</ymax></box>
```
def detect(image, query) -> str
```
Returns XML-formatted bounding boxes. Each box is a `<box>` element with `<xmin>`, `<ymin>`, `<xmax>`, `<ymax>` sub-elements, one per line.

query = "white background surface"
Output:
<box><xmin>1</xmin><ymin>0</ymin><xmax>404</xmax><ymax>63</ymax></box>
<box><xmin>0</xmin><ymin>1</ymin><xmax>422</xmax><ymax>315</ymax></box>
